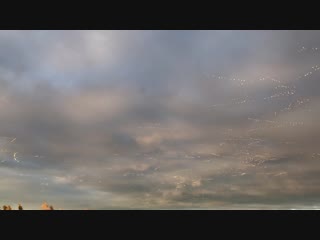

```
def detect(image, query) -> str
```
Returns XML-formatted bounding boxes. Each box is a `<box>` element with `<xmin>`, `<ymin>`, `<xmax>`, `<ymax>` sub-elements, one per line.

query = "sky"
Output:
<box><xmin>0</xmin><ymin>30</ymin><xmax>320</xmax><ymax>209</ymax></box>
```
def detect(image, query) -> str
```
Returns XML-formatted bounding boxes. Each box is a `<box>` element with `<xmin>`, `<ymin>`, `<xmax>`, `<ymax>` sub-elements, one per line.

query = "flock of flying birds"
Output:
<box><xmin>135</xmin><ymin>44</ymin><xmax>320</xmax><ymax>193</ymax></box>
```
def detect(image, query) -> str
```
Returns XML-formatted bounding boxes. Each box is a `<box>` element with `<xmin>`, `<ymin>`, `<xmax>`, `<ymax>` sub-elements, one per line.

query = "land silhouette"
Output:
<box><xmin>1</xmin><ymin>202</ymin><xmax>55</xmax><ymax>210</ymax></box>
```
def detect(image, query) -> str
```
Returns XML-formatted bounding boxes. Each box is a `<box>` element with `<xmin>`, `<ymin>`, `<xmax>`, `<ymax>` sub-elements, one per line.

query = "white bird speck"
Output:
<box><xmin>13</xmin><ymin>152</ymin><xmax>20</xmax><ymax>162</ymax></box>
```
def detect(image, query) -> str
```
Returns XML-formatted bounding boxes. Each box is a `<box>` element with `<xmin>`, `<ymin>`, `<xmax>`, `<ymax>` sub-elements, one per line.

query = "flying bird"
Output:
<box><xmin>13</xmin><ymin>152</ymin><xmax>20</xmax><ymax>162</ymax></box>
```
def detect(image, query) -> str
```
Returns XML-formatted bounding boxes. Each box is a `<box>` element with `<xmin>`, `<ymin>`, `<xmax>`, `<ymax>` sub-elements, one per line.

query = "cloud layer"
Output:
<box><xmin>1</xmin><ymin>30</ymin><xmax>320</xmax><ymax>209</ymax></box>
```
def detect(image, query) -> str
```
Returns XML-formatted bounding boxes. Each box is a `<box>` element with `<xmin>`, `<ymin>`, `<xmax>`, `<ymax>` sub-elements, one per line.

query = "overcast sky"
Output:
<box><xmin>1</xmin><ymin>30</ymin><xmax>320</xmax><ymax>209</ymax></box>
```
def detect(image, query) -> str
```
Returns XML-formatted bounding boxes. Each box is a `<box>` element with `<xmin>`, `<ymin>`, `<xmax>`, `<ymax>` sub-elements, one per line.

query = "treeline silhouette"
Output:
<box><xmin>1</xmin><ymin>202</ymin><xmax>54</xmax><ymax>210</ymax></box>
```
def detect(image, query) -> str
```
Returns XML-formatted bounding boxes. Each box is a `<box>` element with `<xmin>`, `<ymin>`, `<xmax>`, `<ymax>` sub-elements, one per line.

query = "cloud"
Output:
<box><xmin>0</xmin><ymin>30</ymin><xmax>320</xmax><ymax>209</ymax></box>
